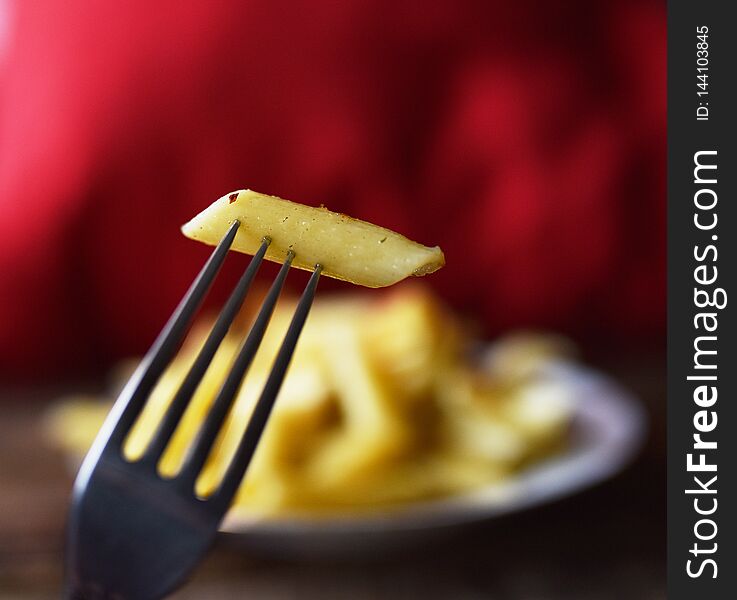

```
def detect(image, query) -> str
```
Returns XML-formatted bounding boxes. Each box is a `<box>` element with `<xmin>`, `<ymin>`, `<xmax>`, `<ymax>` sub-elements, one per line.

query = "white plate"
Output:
<box><xmin>218</xmin><ymin>362</ymin><xmax>647</xmax><ymax>558</ymax></box>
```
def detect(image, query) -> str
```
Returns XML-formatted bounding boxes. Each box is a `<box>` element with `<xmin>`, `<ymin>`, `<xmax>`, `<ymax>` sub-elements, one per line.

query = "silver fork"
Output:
<box><xmin>64</xmin><ymin>221</ymin><xmax>321</xmax><ymax>599</ymax></box>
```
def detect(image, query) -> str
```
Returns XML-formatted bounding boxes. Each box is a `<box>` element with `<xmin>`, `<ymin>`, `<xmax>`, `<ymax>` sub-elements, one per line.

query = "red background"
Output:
<box><xmin>0</xmin><ymin>0</ymin><xmax>665</xmax><ymax>379</ymax></box>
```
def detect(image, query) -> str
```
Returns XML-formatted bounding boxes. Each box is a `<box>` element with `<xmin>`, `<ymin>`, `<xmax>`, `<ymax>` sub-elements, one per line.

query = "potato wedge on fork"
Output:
<box><xmin>181</xmin><ymin>190</ymin><xmax>445</xmax><ymax>287</ymax></box>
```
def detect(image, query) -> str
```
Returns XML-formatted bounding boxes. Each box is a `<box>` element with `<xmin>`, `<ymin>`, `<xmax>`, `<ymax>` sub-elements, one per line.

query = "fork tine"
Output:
<box><xmin>105</xmin><ymin>220</ymin><xmax>241</xmax><ymax>449</ymax></box>
<box><xmin>178</xmin><ymin>251</ymin><xmax>295</xmax><ymax>485</ymax></box>
<box><xmin>140</xmin><ymin>238</ymin><xmax>271</xmax><ymax>465</ymax></box>
<box><xmin>210</xmin><ymin>265</ymin><xmax>322</xmax><ymax>510</ymax></box>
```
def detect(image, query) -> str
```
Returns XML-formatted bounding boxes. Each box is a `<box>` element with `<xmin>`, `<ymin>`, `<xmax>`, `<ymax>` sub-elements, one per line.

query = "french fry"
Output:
<box><xmin>181</xmin><ymin>190</ymin><xmax>445</xmax><ymax>288</ymax></box>
<box><xmin>47</xmin><ymin>285</ymin><xmax>574</xmax><ymax>517</ymax></box>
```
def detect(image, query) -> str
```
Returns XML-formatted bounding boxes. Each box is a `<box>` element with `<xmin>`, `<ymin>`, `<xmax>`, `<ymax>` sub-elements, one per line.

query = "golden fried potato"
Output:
<box><xmin>47</xmin><ymin>285</ymin><xmax>574</xmax><ymax>517</ymax></box>
<box><xmin>181</xmin><ymin>190</ymin><xmax>445</xmax><ymax>287</ymax></box>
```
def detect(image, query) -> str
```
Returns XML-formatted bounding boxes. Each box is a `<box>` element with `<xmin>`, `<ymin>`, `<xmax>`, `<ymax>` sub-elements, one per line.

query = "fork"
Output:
<box><xmin>65</xmin><ymin>221</ymin><xmax>321</xmax><ymax>599</ymax></box>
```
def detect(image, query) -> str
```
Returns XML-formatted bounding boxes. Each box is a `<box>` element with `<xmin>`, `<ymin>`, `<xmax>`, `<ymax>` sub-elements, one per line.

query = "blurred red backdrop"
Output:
<box><xmin>0</xmin><ymin>0</ymin><xmax>665</xmax><ymax>379</ymax></box>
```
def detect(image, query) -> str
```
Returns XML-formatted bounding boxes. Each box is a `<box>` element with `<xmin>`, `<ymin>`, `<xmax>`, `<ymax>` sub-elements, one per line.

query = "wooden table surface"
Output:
<box><xmin>0</xmin><ymin>355</ymin><xmax>665</xmax><ymax>599</ymax></box>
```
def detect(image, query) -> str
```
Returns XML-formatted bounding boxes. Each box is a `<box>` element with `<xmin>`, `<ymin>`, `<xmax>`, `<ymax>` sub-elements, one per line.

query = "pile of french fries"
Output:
<box><xmin>48</xmin><ymin>285</ymin><xmax>574</xmax><ymax>517</ymax></box>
